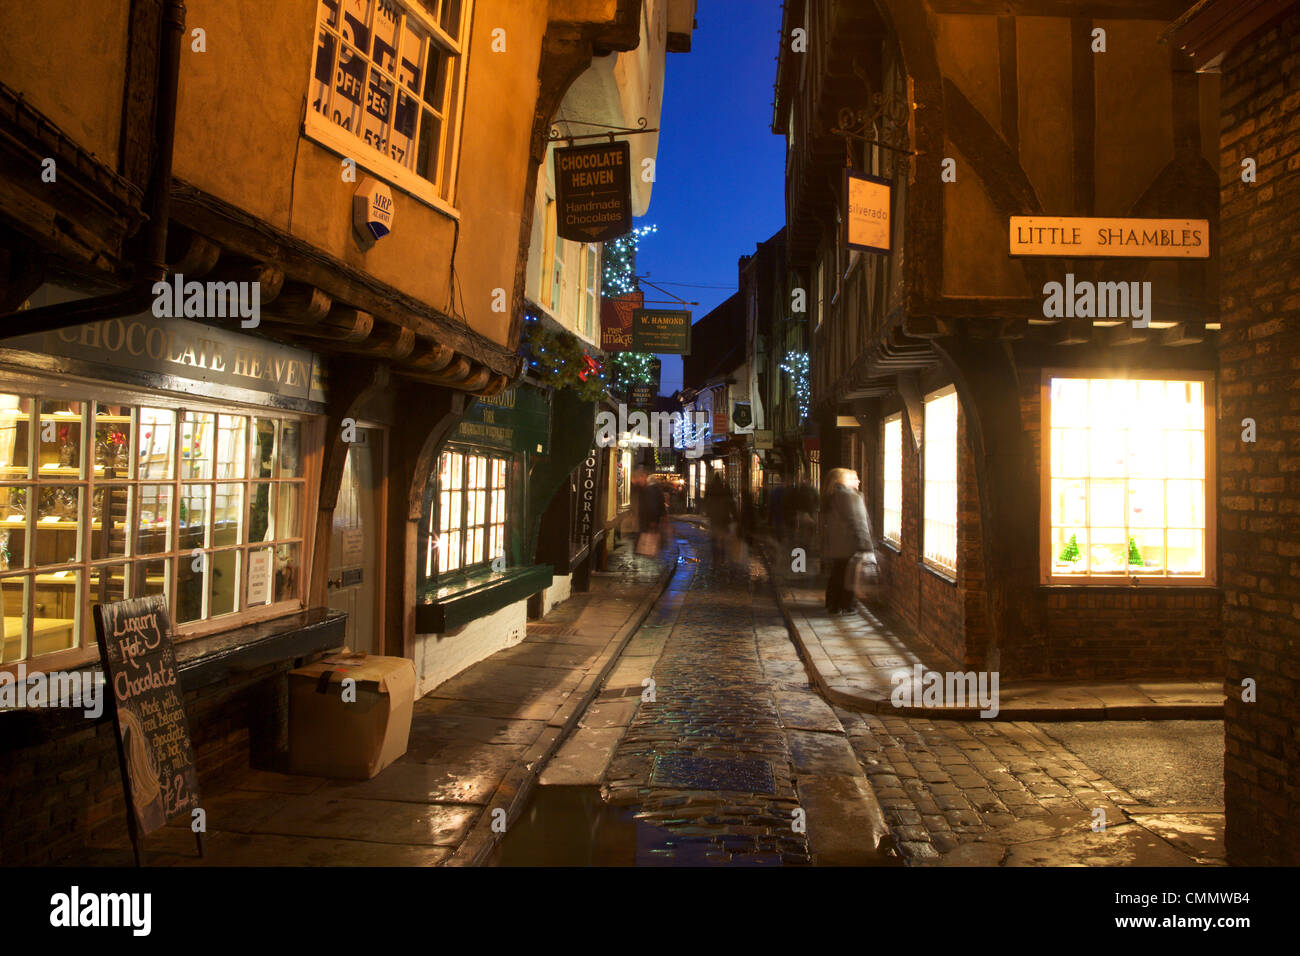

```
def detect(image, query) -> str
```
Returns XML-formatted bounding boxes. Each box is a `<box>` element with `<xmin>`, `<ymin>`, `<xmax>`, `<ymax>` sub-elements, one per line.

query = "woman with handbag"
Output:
<box><xmin>821</xmin><ymin>467</ymin><xmax>874</xmax><ymax>614</ymax></box>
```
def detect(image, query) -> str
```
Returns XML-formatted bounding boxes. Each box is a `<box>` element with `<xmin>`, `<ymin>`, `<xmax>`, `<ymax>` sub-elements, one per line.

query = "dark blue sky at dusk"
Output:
<box><xmin>637</xmin><ymin>0</ymin><xmax>787</xmax><ymax>396</ymax></box>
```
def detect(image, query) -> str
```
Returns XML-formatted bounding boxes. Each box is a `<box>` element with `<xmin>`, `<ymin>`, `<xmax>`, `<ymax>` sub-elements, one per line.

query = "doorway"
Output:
<box><xmin>328</xmin><ymin>426</ymin><xmax>386</xmax><ymax>655</ymax></box>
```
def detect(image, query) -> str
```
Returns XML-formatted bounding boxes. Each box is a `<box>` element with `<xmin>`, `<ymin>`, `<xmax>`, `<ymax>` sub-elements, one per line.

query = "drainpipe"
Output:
<box><xmin>0</xmin><ymin>0</ymin><xmax>187</xmax><ymax>338</ymax></box>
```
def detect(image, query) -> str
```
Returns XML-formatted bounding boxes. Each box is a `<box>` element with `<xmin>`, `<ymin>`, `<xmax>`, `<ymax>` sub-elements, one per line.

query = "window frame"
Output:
<box><xmin>881</xmin><ymin>412</ymin><xmax>903</xmax><ymax>549</ymax></box>
<box><xmin>922</xmin><ymin>385</ymin><xmax>958</xmax><ymax>576</ymax></box>
<box><xmin>1039</xmin><ymin>367</ymin><xmax>1217</xmax><ymax>587</ymax></box>
<box><xmin>0</xmin><ymin>377</ymin><xmax>320</xmax><ymax>677</ymax></box>
<box><xmin>305</xmin><ymin>0</ymin><xmax>474</xmax><ymax>219</ymax></box>
<box><xmin>426</xmin><ymin>443</ymin><xmax>511</xmax><ymax>582</ymax></box>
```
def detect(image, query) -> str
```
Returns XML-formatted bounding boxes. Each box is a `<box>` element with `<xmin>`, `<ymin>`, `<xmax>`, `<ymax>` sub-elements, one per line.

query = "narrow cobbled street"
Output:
<box><xmin>497</xmin><ymin>520</ymin><xmax>1223</xmax><ymax>867</ymax></box>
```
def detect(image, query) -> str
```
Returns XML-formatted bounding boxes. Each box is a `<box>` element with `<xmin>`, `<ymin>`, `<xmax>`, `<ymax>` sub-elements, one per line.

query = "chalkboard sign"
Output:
<box><xmin>94</xmin><ymin>595</ymin><xmax>201</xmax><ymax>860</ymax></box>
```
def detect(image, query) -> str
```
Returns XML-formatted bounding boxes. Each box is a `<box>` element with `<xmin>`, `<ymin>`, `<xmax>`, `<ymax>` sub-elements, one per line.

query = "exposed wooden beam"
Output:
<box><xmin>928</xmin><ymin>0</ymin><xmax>1192</xmax><ymax>17</ymax></box>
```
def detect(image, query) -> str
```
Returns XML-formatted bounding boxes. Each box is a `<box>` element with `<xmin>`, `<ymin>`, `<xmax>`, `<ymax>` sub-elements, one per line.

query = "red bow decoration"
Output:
<box><xmin>579</xmin><ymin>354</ymin><xmax>600</xmax><ymax>382</ymax></box>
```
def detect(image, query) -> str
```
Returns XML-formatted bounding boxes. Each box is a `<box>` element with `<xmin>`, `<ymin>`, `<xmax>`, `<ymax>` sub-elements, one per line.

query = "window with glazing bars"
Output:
<box><xmin>427</xmin><ymin>448</ymin><xmax>508</xmax><ymax>577</ymax></box>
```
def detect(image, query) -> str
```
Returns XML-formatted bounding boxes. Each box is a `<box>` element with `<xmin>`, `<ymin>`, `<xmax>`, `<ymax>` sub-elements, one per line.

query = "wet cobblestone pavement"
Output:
<box><xmin>600</xmin><ymin>525</ymin><xmax>821</xmax><ymax>865</ymax></box>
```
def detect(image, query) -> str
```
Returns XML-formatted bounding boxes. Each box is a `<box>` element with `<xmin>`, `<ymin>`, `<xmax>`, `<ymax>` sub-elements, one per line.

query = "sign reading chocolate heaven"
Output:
<box><xmin>94</xmin><ymin>595</ymin><xmax>201</xmax><ymax>860</ymax></box>
<box><xmin>554</xmin><ymin>142</ymin><xmax>633</xmax><ymax>242</ymax></box>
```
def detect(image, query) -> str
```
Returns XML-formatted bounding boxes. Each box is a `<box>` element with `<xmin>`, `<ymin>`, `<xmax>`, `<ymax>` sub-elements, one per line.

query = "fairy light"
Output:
<box><xmin>780</xmin><ymin>349</ymin><xmax>811</xmax><ymax>421</ymax></box>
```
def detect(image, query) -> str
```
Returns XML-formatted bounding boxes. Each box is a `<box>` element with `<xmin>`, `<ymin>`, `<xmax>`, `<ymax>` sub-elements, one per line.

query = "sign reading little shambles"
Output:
<box><xmin>632</xmin><ymin>309</ymin><xmax>691</xmax><ymax>355</ymax></box>
<box><xmin>94</xmin><ymin>595</ymin><xmax>202</xmax><ymax>863</ymax></box>
<box><xmin>1009</xmin><ymin>217</ymin><xmax>1210</xmax><ymax>259</ymax></box>
<box><xmin>554</xmin><ymin>142</ymin><xmax>633</xmax><ymax>242</ymax></box>
<box><xmin>845</xmin><ymin>170</ymin><xmax>893</xmax><ymax>255</ymax></box>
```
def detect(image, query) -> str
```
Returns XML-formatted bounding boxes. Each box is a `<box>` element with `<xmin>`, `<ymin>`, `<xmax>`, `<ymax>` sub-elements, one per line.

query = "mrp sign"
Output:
<box><xmin>354</xmin><ymin>178</ymin><xmax>394</xmax><ymax>240</ymax></box>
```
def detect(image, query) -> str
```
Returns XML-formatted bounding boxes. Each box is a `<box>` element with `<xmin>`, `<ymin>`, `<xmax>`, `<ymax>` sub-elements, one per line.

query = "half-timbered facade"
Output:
<box><xmin>775</xmin><ymin>0</ymin><xmax>1223</xmax><ymax>679</ymax></box>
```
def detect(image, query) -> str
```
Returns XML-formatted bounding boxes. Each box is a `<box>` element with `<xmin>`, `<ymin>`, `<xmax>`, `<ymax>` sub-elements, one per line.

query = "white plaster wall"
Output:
<box><xmin>540</xmin><ymin>573</ymin><xmax>573</xmax><ymax>616</ymax></box>
<box><xmin>413</xmin><ymin>599</ymin><xmax>528</xmax><ymax>697</ymax></box>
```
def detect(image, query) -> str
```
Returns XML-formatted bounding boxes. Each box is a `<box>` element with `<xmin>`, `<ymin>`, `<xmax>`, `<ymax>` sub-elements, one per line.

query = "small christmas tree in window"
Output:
<box><xmin>1058</xmin><ymin>533</ymin><xmax>1080</xmax><ymax>564</ymax></box>
<box><xmin>1127</xmin><ymin>536</ymin><xmax>1143</xmax><ymax>566</ymax></box>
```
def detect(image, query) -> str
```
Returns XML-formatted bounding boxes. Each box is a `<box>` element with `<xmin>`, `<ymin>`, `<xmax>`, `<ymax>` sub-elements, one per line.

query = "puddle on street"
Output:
<box><xmin>489</xmin><ymin>786</ymin><xmax>711</xmax><ymax>866</ymax></box>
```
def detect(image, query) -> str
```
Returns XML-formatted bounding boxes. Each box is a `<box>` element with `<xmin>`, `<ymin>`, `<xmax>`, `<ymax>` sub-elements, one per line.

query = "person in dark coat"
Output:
<box><xmin>702</xmin><ymin>473</ymin><xmax>737</xmax><ymax>564</ymax></box>
<box><xmin>821</xmin><ymin>467</ymin><xmax>873</xmax><ymax>613</ymax></box>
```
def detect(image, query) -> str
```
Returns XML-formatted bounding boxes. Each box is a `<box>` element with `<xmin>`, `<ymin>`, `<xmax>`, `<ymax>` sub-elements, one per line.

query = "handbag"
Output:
<box><xmin>845</xmin><ymin>550</ymin><xmax>882</xmax><ymax>602</ymax></box>
<box><xmin>635</xmin><ymin>530</ymin><xmax>660</xmax><ymax>557</ymax></box>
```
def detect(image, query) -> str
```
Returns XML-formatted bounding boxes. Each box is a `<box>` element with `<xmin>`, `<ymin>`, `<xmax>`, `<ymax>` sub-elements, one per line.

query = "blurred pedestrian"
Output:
<box><xmin>702</xmin><ymin>473</ymin><xmax>737</xmax><ymax>565</ymax></box>
<box><xmin>635</xmin><ymin>467</ymin><xmax>667</xmax><ymax>556</ymax></box>
<box><xmin>821</xmin><ymin>467</ymin><xmax>873</xmax><ymax>614</ymax></box>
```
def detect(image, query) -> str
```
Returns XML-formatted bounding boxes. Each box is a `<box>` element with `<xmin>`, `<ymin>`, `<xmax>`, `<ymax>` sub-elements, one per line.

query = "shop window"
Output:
<box><xmin>308</xmin><ymin>0</ymin><xmax>470</xmax><ymax>209</ymax></box>
<box><xmin>427</xmin><ymin>447</ymin><xmax>509</xmax><ymax>577</ymax></box>
<box><xmin>0</xmin><ymin>393</ymin><xmax>309</xmax><ymax>666</ymax></box>
<box><xmin>582</xmin><ymin>244</ymin><xmax>599</xmax><ymax>340</ymax></box>
<box><xmin>923</xmin><ymin>387</ymin><xmax>958</xmax><ymax>573</ymax></box>
<box><xmin>1045</xmin><ymin>375</ymin><xmax>1211</xmax><ymax>582</ymax></box>
<box><xmin>882</xmin><ymin>413</ymin><xmax>902</xmax><ymax>546</ymax></box>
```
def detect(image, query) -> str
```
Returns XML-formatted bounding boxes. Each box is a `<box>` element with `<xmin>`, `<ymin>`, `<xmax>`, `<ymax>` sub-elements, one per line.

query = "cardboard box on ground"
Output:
<box><xmin>288</xmin><ymin>653</ymin><xmax>416</xmax><ymax>779</ymax></box>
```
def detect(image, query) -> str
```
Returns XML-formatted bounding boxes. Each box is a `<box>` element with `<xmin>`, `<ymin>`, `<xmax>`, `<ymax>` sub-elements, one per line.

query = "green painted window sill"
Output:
<box><xmin>415</xmin><ymin>564</ymin><xmax>553</xmax><ymax>633</ymax></box>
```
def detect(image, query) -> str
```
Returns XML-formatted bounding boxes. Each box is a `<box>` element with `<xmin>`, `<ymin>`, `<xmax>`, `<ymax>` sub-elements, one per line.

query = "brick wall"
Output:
<box><xmin>0</xmin><ymin>663</ymin><xmax>287</xmax><ymax>865</ymax></box>
<box><xmin>1216</xmin><ymin>12</ymin><xmax>1300</xmax><ymax>866</ymax></box>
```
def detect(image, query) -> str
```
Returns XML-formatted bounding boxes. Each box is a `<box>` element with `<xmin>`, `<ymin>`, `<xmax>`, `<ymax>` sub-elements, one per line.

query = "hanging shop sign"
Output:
<box><xmin>576</xmin><ymin>447</ymin><xmax>602</xmax><ymax>548</ymax></box>
<box><xmin>93</xmin><ymin>595</ymin><xmax>202</xmax><ymax>859</ymax></box>
<box><xmin>732</xmin><ymin>402</ymin><xmax>755</xmax><ymax>434</ymax></box>
<box><xmin>601</xmin><ymin>290</ymin><xmax>643</xmax><ymax>353</ymax></box>
<box><xmin>844</xmin><ymin>170</ymin><xmax>893</xmax><ymax>255</ymax></box>
<box><xmin>1008</xmin><ymin>217</ymin><xmax>1211</xmax><ymax>259</ymax></box>
<box><xmin>454</xmin><ymin>383</ymin><xmax>550</xmax><ymax>455</ymax></box>
<box><xmin>5</xmin><ymin>313</ymin><xmax>326</xmax><ymax>404</ymax></box>
<box><xmin>755</xmin><ymin>430</ymin><xmax>774</xmax><ymax>450</ymax></box>
<box><xmin>713</xmin><ymin>403</ymin><xmax>729</xmax><ymax>437</ymax></box>
<box><xmin>554</xmin><ymin>141</ymin><xmax>633</xmax><ymax>242</ymax></box>
<box><xmin>628</xmin><ymin>381</ymin><xmax>656</xmax><ymax>407</ymax></box>
<box><xmin>631</xmin><ymin>309</ymin><xmax>692</xmax><ymax>355</ymax></box>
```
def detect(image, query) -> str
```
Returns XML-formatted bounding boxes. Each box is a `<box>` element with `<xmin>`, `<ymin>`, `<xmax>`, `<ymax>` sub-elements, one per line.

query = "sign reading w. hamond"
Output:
<box><xmin>632</xmin><ymin>308</ymin><xmax>691</xmax><ymax>355</ymax></box>
<box><xmin>1009</xmin><ymin>216</ymin><xmax>1210</xmax><ymax>259</ymax></box>
<box><xmin>554</xmin><ymin>141</ymin><xmax>633</xmax><ymax>243</ymax></box>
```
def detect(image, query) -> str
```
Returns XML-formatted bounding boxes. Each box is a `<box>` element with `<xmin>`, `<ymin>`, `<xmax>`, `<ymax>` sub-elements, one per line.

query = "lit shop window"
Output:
<box><xmin>583</xmin><ymin>245</ymin><xmax>600</xmax><ymax>340</ymax></box>
<box><xmin>1046</xmin><ymin>376</ymin><xmax>1209</xmax><ymax>581</ymax></box>
<box><xmin>0</xmin><ymin>394</ymin><xmax>308</xmax><ymax>666</ymax></box>
<box><xmin>309</xmin><ymin>0</ymin><xmax>469</xmax><ymax>205</ymax></box>
<box><xmin>882</xmin><ymin>414</ymin><xmax>902</xmax><ymax>546</ymax></box>
<box><xmin>428</xmin><ymin>448</ymin><xmax>508</xmax><ymax>576</ymax></box>
<box><xmin>923</xmin><ymin>388</ymin><xmax>958</xmax><ymax>573</ymax></box>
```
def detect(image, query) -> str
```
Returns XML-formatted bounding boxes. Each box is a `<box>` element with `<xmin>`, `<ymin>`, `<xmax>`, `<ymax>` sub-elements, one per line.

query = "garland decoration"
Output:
<box><xmin>523</xmin><ymin>311</ymin><xmax>606</xmax><ymax>402</ymax></box>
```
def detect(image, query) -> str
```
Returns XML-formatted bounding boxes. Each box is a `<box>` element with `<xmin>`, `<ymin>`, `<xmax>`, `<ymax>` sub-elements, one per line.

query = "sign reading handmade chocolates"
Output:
<box><xmin>632</xmin><ymin>309</ymin><xmax>691</xmax><ymax>355</ymax></box>
<box><xmin>93</xmin><ymin>595</ymin><xmax>201</xmax><ymax>861</ymax></box>
<box><xmin>554</xmin><ymin>142</ymin><xmax>633</xmax><ymax>242</ymax></box>
<box><xmin>845</xmin><ymin>170</ymin><xmax>893</xmax><ymax>254</ymax></box>
<box><xmin>1009</xmin><ymin>217</ymin><xmax>1211</xmax><ymax>258</ymax></box>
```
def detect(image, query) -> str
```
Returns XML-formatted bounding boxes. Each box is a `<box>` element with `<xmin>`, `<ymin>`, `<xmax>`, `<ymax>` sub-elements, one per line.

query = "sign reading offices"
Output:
<box><xmin>554</xmin><ymin>142</ymin><xmax>633</xmax><ymax>243</ymax></box>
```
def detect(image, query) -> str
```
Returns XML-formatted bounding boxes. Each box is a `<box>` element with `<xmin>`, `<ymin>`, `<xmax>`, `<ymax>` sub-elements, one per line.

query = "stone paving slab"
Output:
<box><xmin>68</xmin><ymin>538</ymin><xmax>678</xmax><ymax>868</ymax></box>
<box><xmin>757</xmin><ymin>537</ymin><xmax>1224</xmax><ymax>721</ymax></box>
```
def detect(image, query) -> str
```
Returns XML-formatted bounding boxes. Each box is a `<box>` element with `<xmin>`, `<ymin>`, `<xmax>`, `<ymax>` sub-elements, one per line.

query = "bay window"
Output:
<box><xmin>1045</xmin><ymin>373</ymin><xmax>1211</xmax><ymax>582</ymax></box>
<box><xmin>923</xmin><ymin>387</ymin><xmax>958</xmax><ymax>573</ymax></box>
<box><xmin>0</xmin><ymin>390</ymin><xmax>311</xmax><ymax>667</ymax></box>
